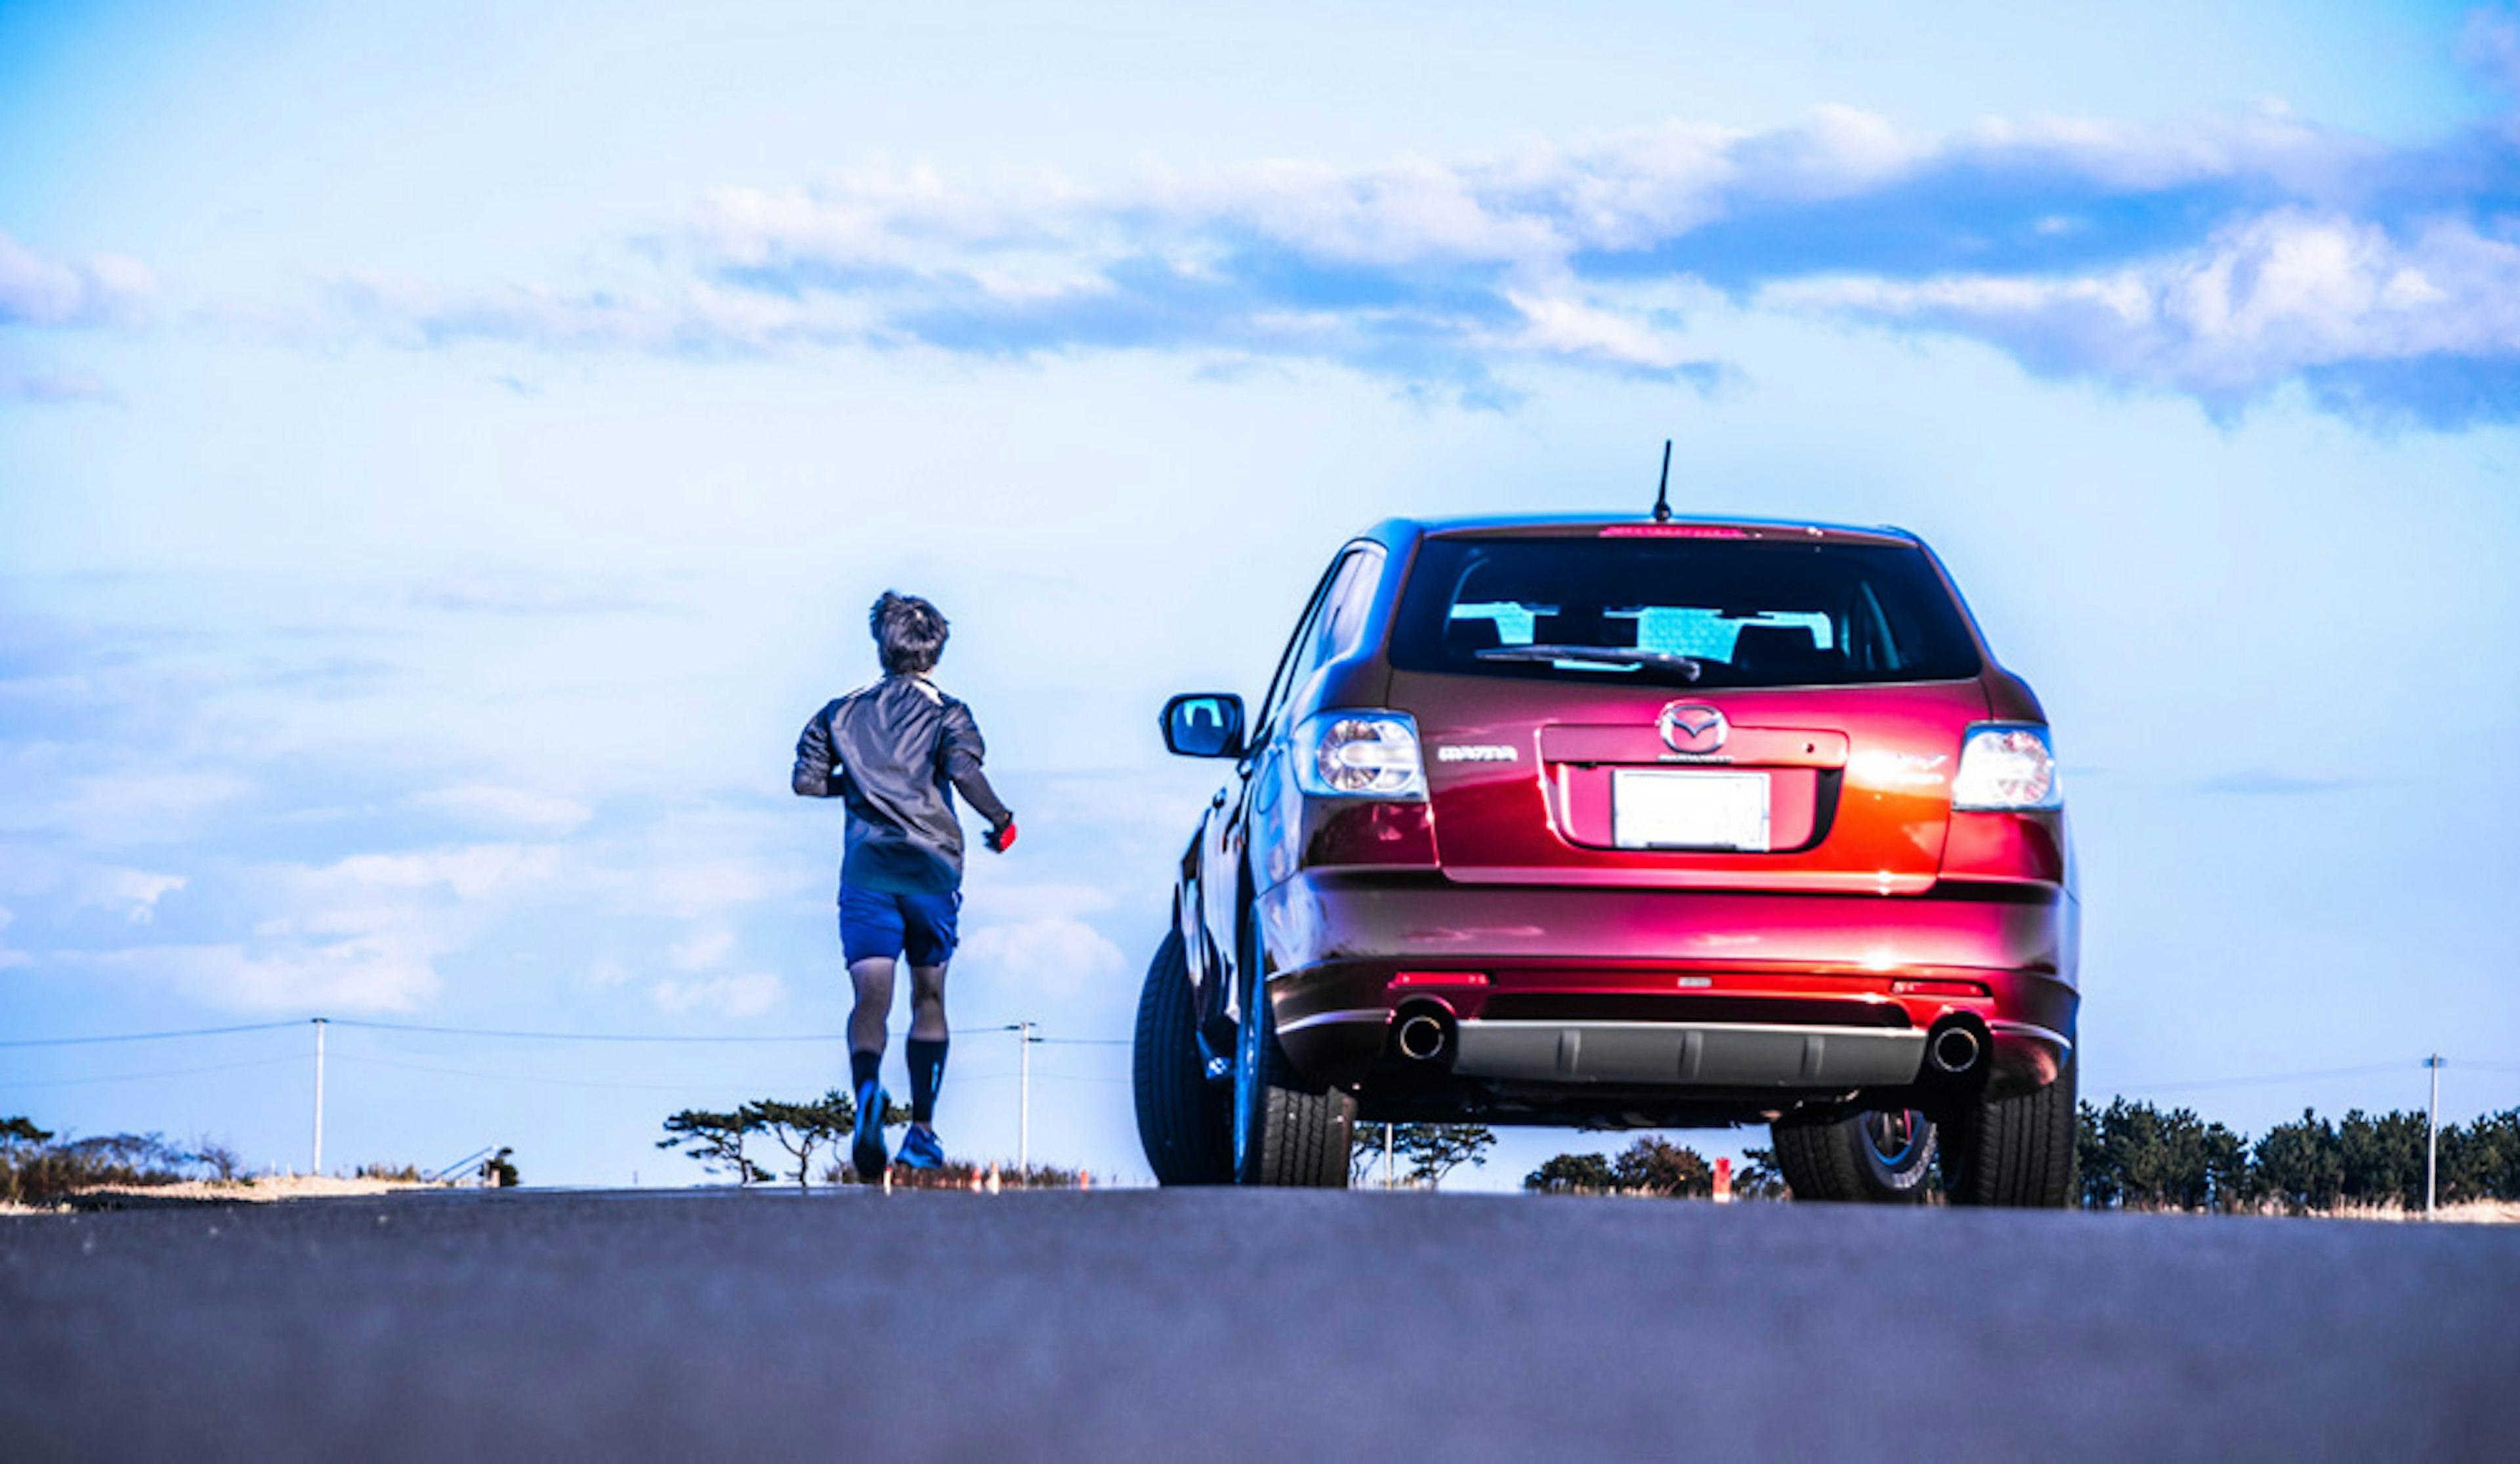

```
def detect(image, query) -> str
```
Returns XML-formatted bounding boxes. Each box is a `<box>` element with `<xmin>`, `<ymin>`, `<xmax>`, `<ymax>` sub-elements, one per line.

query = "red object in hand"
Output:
<box><xmin>988</xmin><ymin>821</ymin><xmax>1018</xmax><ymax>854</ymax></box>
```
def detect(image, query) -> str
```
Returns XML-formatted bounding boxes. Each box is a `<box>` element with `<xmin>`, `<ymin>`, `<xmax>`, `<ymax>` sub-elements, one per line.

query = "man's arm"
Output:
<box><xmin>940</xmin><ymin>701</ymin><xmax>1014</xmax><ymax>844</ymax></box>
<box><xmin>793</xmin><ymin>703</ymin><xmax>844</xmax><ymax>798</ymax></box>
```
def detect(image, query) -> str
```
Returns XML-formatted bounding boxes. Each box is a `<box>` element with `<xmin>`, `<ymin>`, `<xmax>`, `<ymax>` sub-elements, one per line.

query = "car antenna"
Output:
<box><xmin>1651</xmin><ymin>438</ymin><xmax>1673</xmax><ymax>522</ymax></box>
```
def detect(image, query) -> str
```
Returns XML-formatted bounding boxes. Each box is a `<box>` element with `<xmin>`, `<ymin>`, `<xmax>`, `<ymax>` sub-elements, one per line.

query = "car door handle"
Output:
<box><xmin>1210</xmin><ymin>790</ymin><xmax>1227</xmax><ymax>809</ymax></box>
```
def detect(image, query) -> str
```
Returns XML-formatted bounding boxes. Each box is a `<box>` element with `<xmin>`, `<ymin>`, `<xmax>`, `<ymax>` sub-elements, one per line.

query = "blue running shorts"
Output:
<box><xmin>840</xmin><ymin>884</ymin><xmax>962</xmax><ymax>967</ymax></box>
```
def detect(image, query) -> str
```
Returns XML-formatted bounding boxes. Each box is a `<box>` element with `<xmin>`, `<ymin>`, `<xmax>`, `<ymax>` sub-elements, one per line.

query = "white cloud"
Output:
<box><xmin>0</xmin><ymin>906</ymin><xmax>25</xmax><ymax>969</ymax></box>
<box><xmin>955</xmin><ymin>915</ymin><xmax>1126</xmax><ymax>999</ymax></box>
<box><xmin>411</xmin><ymin>784</ymin><xmax>594</xmax><ymax>835</ymax></box>
<box><xmin>257</xmin><ymin>843</ymin><xmax>560</xmax><ymax>921</ymax></box>
<box><xmin>324</xmin><ymin>98</ymin><xmax>2511</xmax><ymax>420</ymax></box>
<box><xmin>574</xmin><ymin>808</ymin><xmax>821</xmax><ymax>921</ymax></box>
<box><xmin>957</xmin><ymin>878</ymin><xmax>1118</xmax><ymax>923</ymax></box>
<box><xmin>0</xmin><ymin>849</ymin><xmax>181</xmax><ymax>926</ymax></box>
<box><xmin>579</xmin><ymin>955</ymin><xmax>635</xmax><ymax>990</ymax></box>
<box><xmin>0</xmin><ymin>228</ymin><xmax>154</xmax><ymax>327</ymax></box>
<box><xmin>690</xmin><ymin>163</ymin><xmax>1070</xmax><ymax>271</ymax></box>
<box><xmin>667</xmin><ymin>928</ymin><xmax>736</xmax><ymax>971</ymax></box>
<box><xmin>1499</xmin><ymin>289</ymin><xmax>1703</xmax><ymax>371</ymax></box>
<box><xmin>75</xmin><ymin>866</ymin><xmax>186</xmax><ymax>923</ymax></box>
<box><xmin>2461</xmin><ymin>7</ymin><xmax>2520</xmax><ymax>100</ymax></box>
<box><xmin>326</xmin><ymin>272</ymin><xmax>864</xmax><ymax>356</ymax></box>
<box><xmin>43</xmin><ymin>772</ymin><xmax>254</xmax><ymax>847</ymax></box>
<box><xmin>670</xmin><ymin>104</ymin><xmax>2353</xmax><ymax>288</ymax></box>
<box><xmin>86</xmin><ymin>843</ymin><xmax>561</xmax><ymax>1013</ymax></box>
<box><xmin>0</xmin><ymin>367</ymin><xmax>119</xmax><ymax>404</ymax></box>
<box><xmin>651</xmin><ymin>971</ymin><xmax>786</xmax><ymax>1018</ymax></box>
<box><xmin>1766</xmin><ymin>211</ymin><xmax>2520</xmax><ymax>407</ymax></box>
<box><xmin>91</xmin><ymin>938</ymin><xmax>440</xmax><ymax>1012</ymax></box>
<box><xmin>1209</xmin><ymin>156</ymin><xmax>1568</xmax><ymax>268</ymax></box>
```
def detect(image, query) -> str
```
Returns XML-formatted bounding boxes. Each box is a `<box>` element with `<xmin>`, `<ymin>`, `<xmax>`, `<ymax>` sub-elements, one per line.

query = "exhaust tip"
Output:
<box><xmin>1929</xmin><ymin>1026</ymin><xmax>1983</xmax><ymax>1075</ymax></box>
<box><xmin>1395</xmin><ymin>1012</ymin><xmax>1451</xmax><ymax>1062</ymax></box>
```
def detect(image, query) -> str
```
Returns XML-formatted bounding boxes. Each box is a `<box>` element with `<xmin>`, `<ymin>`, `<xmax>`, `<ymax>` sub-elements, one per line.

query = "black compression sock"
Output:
<box><xmin>850</xmin><ymin>1048</ymin><xmax>881</xmax><ymax>1099</ymax></box>
<box><xmin>906</xmin><ymin>1037</ymin><xmax>948</xmax><ymax>1124</ymax></box>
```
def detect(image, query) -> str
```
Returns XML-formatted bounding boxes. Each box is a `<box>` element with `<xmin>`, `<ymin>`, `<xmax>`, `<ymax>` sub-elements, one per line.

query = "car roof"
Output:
<box><xmin>1375</xmin><ymin>513</ymin><xmax>1921</xmax><ymax>547</ymax></box>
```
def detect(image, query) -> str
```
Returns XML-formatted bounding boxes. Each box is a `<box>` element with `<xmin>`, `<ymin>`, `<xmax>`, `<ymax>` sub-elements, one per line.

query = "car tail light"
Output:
<box><xmin>1294</xmin><ymin>711</ymin><xmax>1427</xmax><ymax>799</ymax></box>
<box><xmin>1950</xmin><ymin>723</ymin><xmax>2062</xmax><ymax>810</ymax></box>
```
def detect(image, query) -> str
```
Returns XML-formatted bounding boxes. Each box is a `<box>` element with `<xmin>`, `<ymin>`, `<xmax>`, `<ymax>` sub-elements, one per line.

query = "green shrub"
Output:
<box><xmin>1</xmin><ymin>1119</ymin><xmax>208</xmax><ymax>1203</ymax></box>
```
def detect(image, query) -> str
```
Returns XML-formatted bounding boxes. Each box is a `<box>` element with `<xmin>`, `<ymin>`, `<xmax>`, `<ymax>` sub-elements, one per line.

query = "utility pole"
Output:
<box><xmin>1385</xmin><ymin>1123</ymin><xmax>1395</xmax><ymax>1190</ymax></box>
<box><xmin>1018</xmin><ymin>1020</ymin><xmax>1034</xmax><ymax>1172</ymax></box>
<box><xmin>2425</xmin><ymin>1055</ymin><xmax>2445</xmax><ymax>1219</ymax></box>
<box><xmin>311</xmin><ymin>1016</ymin><xmax>328</xmax><ymax>1177</ymax></box>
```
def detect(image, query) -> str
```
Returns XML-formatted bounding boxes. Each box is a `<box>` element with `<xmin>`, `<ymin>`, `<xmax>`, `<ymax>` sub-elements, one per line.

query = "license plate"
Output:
<box><xmin>1611</xmin><ymin>769</ymin><xmax>1772</xmax><ymax>851</ymax></box>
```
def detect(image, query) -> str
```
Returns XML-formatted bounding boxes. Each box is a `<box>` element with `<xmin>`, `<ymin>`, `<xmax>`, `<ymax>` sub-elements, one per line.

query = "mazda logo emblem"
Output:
<box><xmin>1658</xmin><ymin>703</ymin><xmax>1728</xmax><ymax>755</ymax></box>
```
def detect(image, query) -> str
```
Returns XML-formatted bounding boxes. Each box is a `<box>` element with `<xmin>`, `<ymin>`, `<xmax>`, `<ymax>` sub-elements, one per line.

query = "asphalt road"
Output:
<box><xmin>3</xmin><ymin>1187</ymin><xmax>2514</xmax><ymax>1463</ymax></box>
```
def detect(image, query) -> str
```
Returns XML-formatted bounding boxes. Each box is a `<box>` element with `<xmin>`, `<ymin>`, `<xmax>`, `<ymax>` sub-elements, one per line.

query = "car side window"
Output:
<box><xmin>1253</xmin><ymin>549</ymin><xmax>1358</xmax><ymax>742</ymax></box>
<box><xmin>1312</xmin><ymin>544</ymin><xmax>1386</xmax><ymax>669</ymax></box>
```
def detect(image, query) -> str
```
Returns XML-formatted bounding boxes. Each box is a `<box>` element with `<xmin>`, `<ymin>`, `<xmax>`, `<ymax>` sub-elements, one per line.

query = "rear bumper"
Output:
<box><xmin>1449</xmin><ymin>1020</ymin><xmax>1927</xmax><ymax>1088</ymax></box>
<box><xmin>1259</xmin><ymin>871</ymin><xmax>2078</xmax><ymax>1096</ymax></box>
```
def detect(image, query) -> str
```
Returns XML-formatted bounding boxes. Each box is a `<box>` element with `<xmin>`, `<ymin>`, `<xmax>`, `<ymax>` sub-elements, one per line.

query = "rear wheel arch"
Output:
<box><xmin>1230</xmin><ymin>898</ymin><xmax>1353</xmax><ymax>1187</ymax></box>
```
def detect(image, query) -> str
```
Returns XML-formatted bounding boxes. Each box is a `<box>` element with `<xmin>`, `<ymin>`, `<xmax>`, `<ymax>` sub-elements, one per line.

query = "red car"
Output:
<box><xmin>1133</xmin><ymin>513</ymin><xmax>2077</xmax><ymax>1205</ymax></box>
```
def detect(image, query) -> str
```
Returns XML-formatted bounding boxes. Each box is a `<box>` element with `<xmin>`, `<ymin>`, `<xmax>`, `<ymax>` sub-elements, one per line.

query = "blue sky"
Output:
<box><xmin>3</xmin><ymin>0</ymin><xmax>2515</xmax><ymax>1188</ymax></box>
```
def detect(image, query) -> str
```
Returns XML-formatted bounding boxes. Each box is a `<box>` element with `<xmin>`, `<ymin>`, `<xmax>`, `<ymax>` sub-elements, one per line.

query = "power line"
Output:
<box><xmin>0</xmin><ymin>1020</ymin><xmax>304</xmax><ymax>1049</ymax></box>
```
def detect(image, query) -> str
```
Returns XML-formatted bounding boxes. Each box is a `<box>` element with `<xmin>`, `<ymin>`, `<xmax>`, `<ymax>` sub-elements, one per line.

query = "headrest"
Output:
<box><xmin>1528</xmin><ymin>608</ymin><xmax>1633</xmax><ymax>649</ymax></box>
<box><xmin>1445</xmin><ymin>617</ymin><xmax>1505</xmax><ymax>656</ymax></box>
<box><xmin>1729</xmin><ymin>623</ymin><xmax>1831</xmax><ymax>678</ymax></box>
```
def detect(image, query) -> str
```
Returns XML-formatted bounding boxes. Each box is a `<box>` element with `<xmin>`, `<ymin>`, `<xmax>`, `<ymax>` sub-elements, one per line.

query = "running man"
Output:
<box><xmin>793</xmin><ymin>592</ymin><xmax>1016</xmax><ymax>1181</ymax></box>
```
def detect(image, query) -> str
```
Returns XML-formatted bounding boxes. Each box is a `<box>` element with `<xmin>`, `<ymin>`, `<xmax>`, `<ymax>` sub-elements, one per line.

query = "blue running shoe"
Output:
<box><xmin>852</xmin><ymin>1080</ymin><xmax>889</xmax><ymax>1182</ymax></box>
<box><xmin>896</xmin><ymin>1125</ymin><xmax>944</xmax><ymax>1171</ymax></box>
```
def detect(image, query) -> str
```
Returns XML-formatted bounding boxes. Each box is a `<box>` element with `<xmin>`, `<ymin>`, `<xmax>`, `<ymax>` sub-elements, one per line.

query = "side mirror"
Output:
<box><xmin>1161</xmin><ymin>692</ymin><xmax>1246</xmax><ymax>759</ymax></box>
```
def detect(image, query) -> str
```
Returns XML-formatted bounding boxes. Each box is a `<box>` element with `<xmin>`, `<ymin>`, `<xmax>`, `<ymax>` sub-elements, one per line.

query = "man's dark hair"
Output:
<box><xmin>872</xmin><ymin>591</ymin><xmax>949</xmax><ymax>675</ymax></box>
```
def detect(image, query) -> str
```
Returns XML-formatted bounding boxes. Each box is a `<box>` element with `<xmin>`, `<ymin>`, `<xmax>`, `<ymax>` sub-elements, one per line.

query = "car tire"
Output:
<box><xmin>1132</xmin><ymin>930</ymin><xmax>1232</xmax><ymax>1185</ymax></box>
<box><xmin>1771</xmin><ymin>1107</ymin><xmax>1940</xmax><ymax>1203</ymax></box>
<box><xmin>1941</xmin><ymin>1055</ymin><xmax>2078</xmax><ymax>1209</ymax></box>
<box><xmin>1232</xmin><ymin>906</ymin><xmax>1354</xmax><ymax>1188</ymax></box>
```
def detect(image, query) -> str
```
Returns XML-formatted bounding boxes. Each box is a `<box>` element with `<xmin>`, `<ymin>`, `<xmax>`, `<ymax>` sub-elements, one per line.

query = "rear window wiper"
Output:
<box><xmin>1475</xmin><ymin>644</ymin><xmax>1704</xmax><ymax>680</ymax></box>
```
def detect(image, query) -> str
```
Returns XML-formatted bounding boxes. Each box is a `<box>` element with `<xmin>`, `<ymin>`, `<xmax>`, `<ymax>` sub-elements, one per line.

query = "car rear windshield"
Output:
<box><xmin>1387</xmin><ymin>536</ymin><xmax>1983</xmax><ymax>689</ymax></box>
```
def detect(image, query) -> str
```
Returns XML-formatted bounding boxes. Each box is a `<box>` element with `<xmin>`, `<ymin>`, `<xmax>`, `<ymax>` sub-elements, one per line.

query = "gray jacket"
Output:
<box><xmin>793</xmin><ymin>676</ymin><xmax>1012</xmax><ymax>894</ymax></box>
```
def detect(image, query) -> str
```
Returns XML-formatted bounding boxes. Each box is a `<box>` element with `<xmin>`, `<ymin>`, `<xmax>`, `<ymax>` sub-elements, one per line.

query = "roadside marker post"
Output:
<box><xmin>311</xmin><ymin>1016</ymin><xmax>328</xmax><ymax>1177</ymax></box>
<box><xmin>1017</xmin><ymin>1020</ymin><xmax>1035</xmax><ymax>1172</ymax></box>
<box><xmin>2425</xmin><ymin>1055</ymin><xmax>2445</xmax><ymax>1219</ymax></box>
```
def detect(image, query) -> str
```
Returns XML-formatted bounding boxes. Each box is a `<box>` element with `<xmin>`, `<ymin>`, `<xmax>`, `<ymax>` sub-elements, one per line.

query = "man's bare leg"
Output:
<box><xmin>848</xmin><ymin>956</ymin><xmax>898</xmax><ymax>1056</ymax></box>
<box><xmin>908</xmin><ymin>963</ymin><xmax>949</xmax><ymax>1042</ymax></box>
<box><xmin>904</xmin><ymin>962</ymin><xmax>951</xmax><ymax>1145</ymax></box>
<box><xmin>847</xmin><ymin>956</ymin><xmax>898</xmax><ymax>1180</ymax></box>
